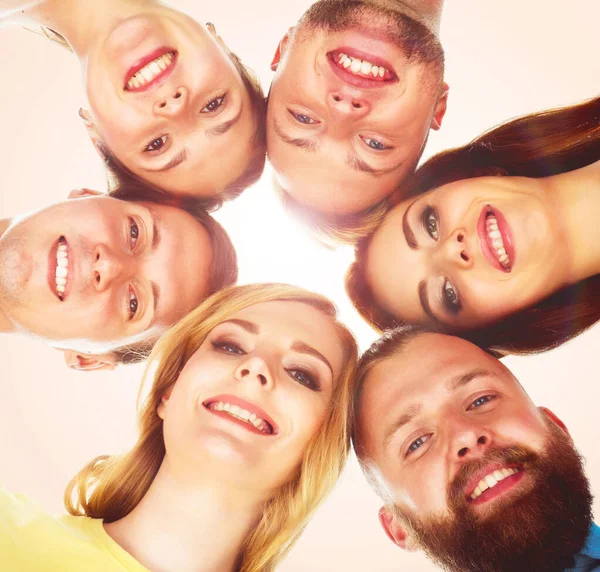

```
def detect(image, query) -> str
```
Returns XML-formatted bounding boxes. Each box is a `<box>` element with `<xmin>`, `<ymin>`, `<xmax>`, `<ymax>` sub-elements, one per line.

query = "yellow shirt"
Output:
<box><xmin>0</xmin><ymin>488</ymin><xmax>149</xmax><ymax>571</ymax></box>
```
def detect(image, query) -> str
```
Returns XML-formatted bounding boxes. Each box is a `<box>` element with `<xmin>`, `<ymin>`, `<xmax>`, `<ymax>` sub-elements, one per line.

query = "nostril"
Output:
<box><xmin>159</xmin><ymin>102</ymin><xmax>166</xmax><ymax>108</ymax></box>
<box><xmin>458</xmin><ymin>447</ymin><xmax>469</xmax><ymax>457</ymax></box>
<box><xmin>95</xmin><ymin>272</ymin><xmax>100</xmax><ymax>284</ymax></box>
<box><xmin>477</xmin><ymin>436</ymin><xmax>487</xmax><ymax>445</ymax></box>
<box><xmin>352</xmin><ymin>102</ymin><xmax>361</xmax><ymax>109</ymax></box>
<box><xmin>461</xmin><ymin>252</ymin><xmax>469</xmax><ymax>262</ymax></box>
<box><xmin>457</xmin><ymin>232</ymin><xmax>464</xmax><ymax>243</ymax></box>
<box><xmin>258</xmin><ymin>373</ymin><xmax>267</xmax><ymax>386</ymax></box>
<box><xmin>173</xmin><ymin>92</ymin><xmax>181</xmax><ymax>99</ymax></box>
<box><xmin>333</xmin><ymin>95</ymin><xmax>341</xmax><ymax>102</ymax></box>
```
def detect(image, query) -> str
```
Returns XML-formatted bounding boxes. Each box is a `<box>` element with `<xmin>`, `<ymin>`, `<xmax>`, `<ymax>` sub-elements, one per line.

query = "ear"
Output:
<box><xmin>539</xmin><ymin>406</ymin><xmax>571</xmax><ymax>436</ymax></box>
<box><xmin>62</xmin><ymin>349</ymin><xmax>118</xmax><ymax>372</ymax></box>
<box><xmin>378</xmin><ymin>506</ymin><xmax>415</xmax><ymax>551</ymax></box>
<box><xmin>157</xmin><ymin>385</ymin><xmax>175</xmax><ymax>420</ymax></box>
<box><xmin>271</xmin><ymin>28</ymin><xmax>294</xmax><ymax>71</ymax></box>
<box><xmin>430</xmin><ymin>82</ymin><xmax>449</xmax><ymax>131</ymax></box>
<box><xmin>78</xmin><ymin>108</ymin><xmax>105</xmax><ymax>157</ymax></box>
<box><xmin>67</xmin><ymin>188</ymin><xmax>104</xmax><ymax>200</ymax></box>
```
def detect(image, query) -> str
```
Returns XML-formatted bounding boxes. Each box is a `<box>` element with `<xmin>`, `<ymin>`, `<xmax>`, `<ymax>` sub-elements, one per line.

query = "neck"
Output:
<box><xmin>104</xmin><ymin>458</ymin><xmax>267</xmax><ymax>572</ymax></box>
<box><xmin>0</xmin><ymin>218</ymin><xmax>15</xmax><ymax>333</ymax></box>
<box><xmin>548</xmin><ymin>160</ymin><xmax>600</xmax><ymax>282</ymax></box>
<box><xmin>2</xmin><ymin>0</ymin><xmax>154</xmax><ymax>56</ymax></box>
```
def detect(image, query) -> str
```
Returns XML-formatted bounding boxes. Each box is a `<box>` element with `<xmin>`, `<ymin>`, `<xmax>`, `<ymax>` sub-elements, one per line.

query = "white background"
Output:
<box><xmin>1</xmin><ymin>1</ymin><xmax>599</xmax><ymax>570</ymax></box>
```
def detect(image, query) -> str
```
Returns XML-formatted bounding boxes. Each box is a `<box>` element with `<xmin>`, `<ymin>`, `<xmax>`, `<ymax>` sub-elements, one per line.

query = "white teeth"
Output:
<box><xmin>470</xmin><ymin>467</ymin><xmax>520</xmax><ymax>500</ymax></box>
<box><xmin>486</xmin><ymin>214</ymin><xmax>511</xmax><ymax>269</ymax></box>
<box><xmin>126</xmin><ymin>52</ymin><xmax>175</xmax><ymax>90</ymax></box>
<box><xmin>337</xmin><ymin>53</ymin><xmax>389</xmax><ymax>78</ymax></box>
<box><xmin>55</xmin><ymin>239</ymin><xmax>69</xmax><ymax>299</ymax></box>
<box><xmin>208</xmin><ymin>401</ymin><xmax>271</xmax><ymax>434</ymax></box>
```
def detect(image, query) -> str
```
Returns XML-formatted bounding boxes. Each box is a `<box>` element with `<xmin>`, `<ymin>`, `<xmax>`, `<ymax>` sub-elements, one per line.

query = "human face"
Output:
<box><xmin>0</xmin><ymin>194</ymin><xmax>212</xmax><ymax>350</ymax></box>
<box><xmin>356</xmin><ymin>334</ymin><xmax>592</xmax><ymax>572</ymax></box>
<box><xmin>365</xmin><ymin>176</ymin><xmax>571</xmax><ymax>330</ymax></box>
<box><xmin>159</xmin><ymin>301</ymin><xmax>345</xmax><ymax>492</ymax></box>
<box><xmin>268</xmin><ymin>1</ymin><xmax>446</xmax><ymax>215</ymax></box>
<box><xmin>85</xmin><ymin>8</ymin><xmax>257</xmax><ymax>197</ymax></box>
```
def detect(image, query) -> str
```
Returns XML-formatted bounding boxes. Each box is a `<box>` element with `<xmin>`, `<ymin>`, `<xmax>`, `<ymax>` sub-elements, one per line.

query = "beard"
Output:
<box><xmin>397</xmin><ymin>422</ymin><xmax>593</xmax><ymax>572</ymax></box>
<box><xmin>295</xmin><ymin>0</ymin><xmax>444</xmax><ymax>68</ymax></box>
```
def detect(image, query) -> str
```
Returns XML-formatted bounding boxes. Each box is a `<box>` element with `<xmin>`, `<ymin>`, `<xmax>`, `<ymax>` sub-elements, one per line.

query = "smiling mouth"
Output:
<box><xmin>55</xmin><ymin>236</ymin><xmax>69</xmax><ymax>301</ymax></box>
<box><xmin>477</xmin><ymin>206</ymin><xmax>515</xmax><ymax>273</ymax></box>
<box><xmin>204</xmin><ymin>399</ymin><xmax>275</xmax><ymax>435</ymax></box>
<box><xmin>327</xmin><ymin>48</ymin><xmax>398</xmax><ymax>88</ymax></box>
<box><xmin>124</xmin><ymin>49</ymin><xmax>177</xmax><ymax>91</ymax></box>
<box><xmin>467</xmin><ymin>466</ymin><xmax>524</xmax><ymax>503</ymax></box>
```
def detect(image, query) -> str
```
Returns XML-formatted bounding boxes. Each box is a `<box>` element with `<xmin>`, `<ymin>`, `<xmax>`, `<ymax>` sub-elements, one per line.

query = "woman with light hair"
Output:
<box><xmin>1</xmin><ymin>283</ymin><xmax>358</xmax><ymax>572</ymax></box>
<box><xmin>1</xmin><ymin>0</ymin><xmax>266</xmax><ymax>209</ymax></box>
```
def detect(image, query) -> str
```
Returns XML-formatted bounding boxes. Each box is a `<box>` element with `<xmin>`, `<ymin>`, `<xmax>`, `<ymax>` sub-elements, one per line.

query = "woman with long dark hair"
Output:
<box><xmin>347</xmin><ymin>96</ymin><xmax>600</xmax><ymax>355</ymax></box>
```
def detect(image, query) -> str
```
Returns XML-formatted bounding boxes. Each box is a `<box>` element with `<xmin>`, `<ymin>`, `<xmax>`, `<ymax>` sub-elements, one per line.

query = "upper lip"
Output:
<box><xmin>123</xmin><ymin>47</ymin><xmax>178</xmax><ymax>92</ymax></box>
<box><xmin>202</xmin><ymin>394</ymin><xmax>279</xmax><ymax>435</ymax></box>
<box><xmin>463</xmin><ymin>462</ymin><xmax>522</xmax><ymax>498</ymax></box>
<box><xmin>476</xmin><ymin>205</ymin><xmax>515</xmax><ymax>272</ymax></box>
<box><xmin>326</xmin><ymin>48</ymin><xmax>399</xmax><ymax>90</ymax></box>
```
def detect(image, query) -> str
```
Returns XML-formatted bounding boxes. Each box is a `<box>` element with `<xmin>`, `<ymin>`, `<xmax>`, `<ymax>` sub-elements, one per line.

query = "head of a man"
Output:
<box><xmin>0</xmin><ymin>187</ymin><xmax>237</xmax><ymax>370</ymax></box>
<box><xmin>267</xmin><ymin>0</ymin><xmax>448</xmax><ymax>239</ymax></box>
<box><xmin>353</xmin><ymin>327</ymin><xmax>593</xmax><ymax>572</ymax></box>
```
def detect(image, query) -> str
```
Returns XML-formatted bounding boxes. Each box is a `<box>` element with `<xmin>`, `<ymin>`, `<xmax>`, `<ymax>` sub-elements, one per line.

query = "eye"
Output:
<box><xmin>362</xmin><ymin>137</ymin><xmax>390</xmax><ymax>151</ymax></box>
<box><xmin>422</xmin><ymin>206</ymin><xmax>439</xmax><ymax>240</ymax></box>
<box><xmin>201</xmin><ymin>94</ymin><xmax>226</xmax><ymax>114</ymax></box>
<box><xmin>128</xmin><ymin>288</ymin><xmax>139</xmax><ymax>320</ymax></box>
<box><xmin>287</xmin><ymin>368</ymin><xmax>321</xmax><ymax>392</ymax></box>
<box><xmin>406</xmin><ymin>434</ymin><xmax>431</xmax><ymax>456</ymax></box>
<box><xmin>129</xmin><ymin>218</ymin><xmax>139</xmax><ymax>250</ymax></box>
<box><xmin>442</xmin><ymin>279</ymin><xmax>461</xmax><ymax>313</ymax></box>
<box><xmin>211</xmin><ymin>339</ymin><xmax>246</xmax><ymax>355</ymax></box>
<box><xmin>144</xmin><ymin>135</ymin><xmax>168</xmax><ymax>153</ymax></box>
<box><xmin>288</xmin><ymin>110</ymin><xmax>319</xmax><ymax>125</ymax></box>
<box><xmin>467</xmin><ymin>394</ymin><xmax>498</xmax><ymax>410</ymax></box>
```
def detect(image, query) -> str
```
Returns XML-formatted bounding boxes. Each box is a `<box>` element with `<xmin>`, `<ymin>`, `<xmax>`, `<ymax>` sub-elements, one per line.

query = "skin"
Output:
<box><xmin>0</xmin><ymin>189</ymin><xmax>212</xmax><ymax>362</ymax></box>
<box><xmin>106</xmin><ymin>300</ymin><xmax>345</xmax><ymax>571</ymax></box>
<box><xmin>356</xmin><ymin>333</ymin><xmax>563</xmax><ymax>546</ymax></box>
<box><xmin>365</xmin><ymin>163</ymin><xmax>600</xmax><ymax>330</ymax></box>
<box><xmin>268</xmin><ymin>0</ymin><xmax>448</xmax><ymax>216</ymax></box>
<box><xmin>2</xmin><ymin>0</ymin><xmax>258</xmax><ymax>197</ymax></box>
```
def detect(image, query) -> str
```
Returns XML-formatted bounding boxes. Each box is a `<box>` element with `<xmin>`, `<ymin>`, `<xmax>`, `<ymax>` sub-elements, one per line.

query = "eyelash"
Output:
<box><xmin>467</xmin><ymin>394</ymin><xmax>498</xmax><ymax>410</ymax></box>
<box><xmin>406</xmin><ymin>434</ymin><xmax>431</xmax><ymax>456</ymax></box>
<box><xmin>201</xmin><ymin>93</ymin><xmax>227</xmax><ymax>114</ymax></box>
<box><xmin>144</xmin><ymin>135</ymin><xmax>168</xmax><ymax>153</ymax></box>
<box><xmin>210</xmin><ymin>339</ymin><xmax>321</xmax><ymax>392</ymax></box>
<box><xmin>127</xmin><ymin>286</ymin><xmax>139</xmax><ymax>320</ymax></box>
<box><xmin>442</xmin><ymin>279</ymin><xmax>462</xmax><ymax>314</ymax></box>
<box><xmin>421</xmin><ymin>205</ymin><xmax>439</xmax><ymax>240</ymax></box>
<box><xmin>288</xmin><ymin>110</ymin><xmax>319</xmax><ymax>125</ymax></box>
<box><xmin>361</xmin><ymin>137</ymin><xmax>390</xmax><ymax>151</ymax></box>
<box><xmin>128</xmin><ymin>218</ymin><xmax>140</xmax><ymax>250</ymax></box>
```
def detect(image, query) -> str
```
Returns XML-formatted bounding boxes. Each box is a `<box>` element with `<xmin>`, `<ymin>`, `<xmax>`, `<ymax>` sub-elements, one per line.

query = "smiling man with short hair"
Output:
<box><xmin>268</xmin><ymin>0</ymin><xmax>448</xmax><ymax>242</ymax></box>
<box><xmin>353</xmin><ymin>326</ymin><xmax>598</xmax><ymax>572</ymax></box>
<box><xmin>0</xmin><ymin>188</ymin><xmax>237</xmax><ymax>370</ymax></box>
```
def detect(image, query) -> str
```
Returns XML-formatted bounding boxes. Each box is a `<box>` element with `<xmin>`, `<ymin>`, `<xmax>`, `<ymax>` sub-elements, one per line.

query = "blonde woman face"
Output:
<box><xmin>158</xmin><ymin>300</ymin><xmax>345</xmax><ymax>491</ymax></box>
<box><xmin>83</xmin><ymin>8</ymin><xmax>257</xmax><ymax>197</ymax></box>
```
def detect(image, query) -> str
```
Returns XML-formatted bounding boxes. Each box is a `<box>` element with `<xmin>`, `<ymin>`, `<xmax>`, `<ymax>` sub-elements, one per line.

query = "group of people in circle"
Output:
<box><xmin>1</xmin><ymin>1</ymin><xmax>599</xmax><ymax>571</ymax></box>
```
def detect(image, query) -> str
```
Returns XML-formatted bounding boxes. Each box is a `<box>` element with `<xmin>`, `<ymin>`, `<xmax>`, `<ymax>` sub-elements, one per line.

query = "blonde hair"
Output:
<box><xmin>64</xmin><ymin>283</ymin><xmax>358</xmax><ymax>572</ymax></box>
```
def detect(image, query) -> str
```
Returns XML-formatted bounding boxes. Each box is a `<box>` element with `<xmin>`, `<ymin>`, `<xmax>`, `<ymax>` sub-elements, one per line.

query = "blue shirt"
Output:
<box><xmin>569</xmin><ymin>523</ymin><xmax>600</xmax><ymax>571</ymax></box>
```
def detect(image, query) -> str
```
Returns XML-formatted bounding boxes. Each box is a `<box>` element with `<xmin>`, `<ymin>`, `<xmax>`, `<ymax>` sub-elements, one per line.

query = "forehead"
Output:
<box><xmin>223</xmin><ymin>300</ymin><xmax>345</xmax><ymax>374</ymax></box>
<box><xmin>361</xmin><ymin>334</ymin><xmax>506</xmax><ymax>416</ymax></box>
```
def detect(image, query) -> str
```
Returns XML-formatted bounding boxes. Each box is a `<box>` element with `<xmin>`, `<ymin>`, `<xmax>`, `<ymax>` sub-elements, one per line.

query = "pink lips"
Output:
<box><xmin>203</xmin><ymin>394</ymin><xmax>279</xmax><ymax>436</ymax></box>
<box><xmin>327</xmin><ymin>47</ymin><xmax>398</xmax><ymax>89</ymax></box>
<box><xmin>476</xmin><ymin>205</ymin><xmax>516</xmax><ymax>273</ymax></box>
<box><xmin>123</xmin><ymin>46</ymin><xmax>177</xmax><ymax>92</ymax></box>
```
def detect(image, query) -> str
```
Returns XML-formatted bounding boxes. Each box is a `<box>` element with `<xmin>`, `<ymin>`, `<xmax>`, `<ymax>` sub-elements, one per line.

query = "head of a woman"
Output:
<box><xmin>347</xmin><ymin>96</ymin><xmax>600</xmax><ymax>355</ymax></box>
<box><xmin>61</xmin><ymin>5</ymin><xmax>266</xmax><ymax>204</ymax></box>
<box><xmin>65</xmin><ymin>283</ymin><xmax>358</xmax><ymax>572</ymax></box>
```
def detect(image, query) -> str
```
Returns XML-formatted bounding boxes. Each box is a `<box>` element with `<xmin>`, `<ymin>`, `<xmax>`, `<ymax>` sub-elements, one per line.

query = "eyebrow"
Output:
<box><xmin>206</xmin><ymin>105</ymin><xmax>244</xmax><ymax>137</ymax></box>
<box><xmin>144</xmin><ymin>149</ymin><xmax>188</xmax><ymax>173</ymax></box>
<box><xmin>402</xmin><ymin>198</ymin><xmax>419</xmax><ymax>249</ymax></box>
<box><xmin>291</xmin><ymin>341</ymin><xmax>334</xmax><ymax>376</ymax></box>
<box><xmin>382</xmin><ymin>369</ymin><xmax>493</xmax><ymax>452</ymax></box>
<box><xmin>346</xmin><ymin>155</ymin><xmax>404</xmax><ymax>178</ymax></box>
<box><xmin>217</xmin><ymin>319</ymin><xmax>333</xmax><ymax>374</ymax></box>
<box><xmin>418</xmin><ymin>280</ymin><xmax>438</xmax><ymax>323</ymax></box>
<box><xmin>273</xmin><ymin>120</ymin><xmax>318</xmax><ymax>152</ymax></box>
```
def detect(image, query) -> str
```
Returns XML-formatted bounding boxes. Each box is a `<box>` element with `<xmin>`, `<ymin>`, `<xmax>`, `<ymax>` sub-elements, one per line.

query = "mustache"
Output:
<box><xmin>448</xmin><ymin>445</ymin><xmax>537</xmax><ymax>505</ymax></box>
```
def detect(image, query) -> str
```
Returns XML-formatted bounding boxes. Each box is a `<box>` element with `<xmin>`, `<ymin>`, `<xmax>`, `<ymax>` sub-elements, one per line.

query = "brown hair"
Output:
<box><xmin>39</xmin><ymin>27</ymin><xmax>266</xmax><ymax>209</ymax></box>
<box><xmin>65</xmin><ymin>283</ymin><xmax>358</xmax><ymax>572</ymax></box>
<box><xmin>347</xmin><ymin>96</ymin><xmax>600</xmax><ymax>355</ymax></box>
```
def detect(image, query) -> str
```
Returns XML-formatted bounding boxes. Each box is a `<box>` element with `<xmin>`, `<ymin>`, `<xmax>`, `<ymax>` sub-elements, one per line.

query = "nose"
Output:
<box><xmin>235</xmin><ymin>356</ymin><xmax>275</xmax><ymax>390</ymax></box>
<box><xmin>438</xmin><ymin>229</ymin><xmax>473</xmax><ymax>269</ymax></box>
<box><xmin>449</xmin><ymin>415</ymin><xmax>493</xmax><ymax>461</ymax></box>
<box><xmin>153</xmin><ymin>86</ymin><xmax>189</xmax><ymax>117</ymax></box>
<box><xmin>93</xmin><ymin>245</ymin><xmax>125</xmax><ymax>292</ymax></box>
<box><xmin>327</xmin><ymin>90</ymin><xmax>371</xmax><ymax>119</ymax></box>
